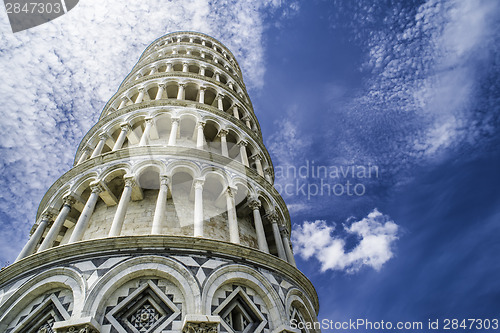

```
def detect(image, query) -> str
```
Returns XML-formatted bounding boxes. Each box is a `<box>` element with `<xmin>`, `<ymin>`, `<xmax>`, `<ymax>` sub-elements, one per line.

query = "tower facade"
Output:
<box><xmin>0</xmin><ymin>32</ymin><xmax>319</xmax><ymax>333</ymax></box>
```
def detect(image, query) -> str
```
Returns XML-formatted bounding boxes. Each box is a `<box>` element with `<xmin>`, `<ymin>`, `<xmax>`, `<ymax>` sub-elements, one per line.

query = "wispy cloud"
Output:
<box><xmin>0</xmin><ymin>0</ymin><xmax>297</xmax><ymax>263</ymax></box>
<box><xmin>292</xmin><ymin>209</ymin><xmax>399</xmax><ymax>273</ymax></box>
<box><xmin>328</xmin><ymin>0</ymin><xmax>500</xmax><ymax>167</ymax></box>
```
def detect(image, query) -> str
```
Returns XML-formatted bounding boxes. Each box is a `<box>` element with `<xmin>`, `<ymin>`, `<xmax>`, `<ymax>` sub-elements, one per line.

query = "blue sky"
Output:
<box><xmin>0</xmin><ymin>0</ymin><xmax>499</xmax><ymax>330</ymax></box>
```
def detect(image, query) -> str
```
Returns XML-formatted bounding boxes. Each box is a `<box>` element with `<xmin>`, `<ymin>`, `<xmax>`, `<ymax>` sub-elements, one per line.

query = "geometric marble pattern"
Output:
<box><xmin>171</xmin><ymin>255</ymin><xmax>227</xmax><ymax>286</ymax></box>
<box><xmin>102</xmin><ymin>279</ymin><xmax>182</xmax><ymax>333</ymax></box>
<box><xmin>212</xmin><ymin>284</ymin><xmax>271</xmax><ymax>333</ymax></box>
<box><xmin>6</xmin><ymin>291</ymin><xmax>72</xmax><ymax>333</ymax></box>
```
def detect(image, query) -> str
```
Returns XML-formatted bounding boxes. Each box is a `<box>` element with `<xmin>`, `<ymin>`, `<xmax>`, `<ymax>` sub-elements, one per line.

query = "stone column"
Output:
<box><xmin>193</xmin><ymin>178</ymin><xmax>205</xmax><ymax>237</ymax></box>
<box><xmin>109</xmin><ymin>177</ymin><xmax>135</xmax><ymax>237</ymax></box>
<box><xmin>112</xmin><ymin>124</ymin><xmax>130</xmax><ymax>151</ymax></box>
<box><xmin>118</xmin><ymin>96</ymin><xmax>130</xmax><ymax>109</ymax></box>
<box><xmin>226</xmin><ymin>187</ymin><xmax>240</xmax><ymax>244</ymax></box>
<box><xmin>280</xmin><ymin>226</ymin><xmax>296</xmax><ymax>266</ymax></box>
<box><xmin>201</xmin><ymin>51</ymin><xmax>206</xmax><ymax>58</ymax></box>
<box><xmin>177</xmin><ymin>83</ymin><xmax>185</xmax><ymax>100</ymax></box>
<box><xmin>264</xmin><ymin>168</ymin><xmax>273</xmax><ymax>183</ymax></box>
<box><xmin>135</xmin><ymin>88</ymin><xmax>146</xmax><ymax>103</ymax></box>
<box><xmin>69</xmin><ymin>183</ymin><xmax>102</xmax><ymax>243</ymax></box>
<box><xmin>232</xmin><ymin>105</ymin><xmax>239</xmax><ymax>119</ymax></box>
<box><xmin>77</xmin><ymin>147</ymin><xmax>91</xmax><ymax>165</ymax></box>
<box><xmin>38</xmin><ymin>196</ymin><xmax>75</xmax><ymax>251</ymax></box>
<box><xmin>243</xmin><ymin>116</ymin><xmax>252</xmax><ymax>129</ymax></box>
<box><xmin>90</xmin><ymin>133</ymin><xmax>108</xmax><ymax>158</ymax></box>
<box><xmin>238</xmin><ymin>141</ymin><xmax>249</xmax><ymax>167</ymax></box>
<box><xmin>217</xmin><ymin>94</ymin><xmax>224</xmax><ymax>111</ymax></box>
<box><xmin>196</xmin><ymin>122</ymin><xmax>205</xmax><ymax>149</ymax></box>
<box><xmin>228</xmin><ymin>81</ymin><xmax>234</xmax><ymax>90</ymax></box>
<box><xmin>182</xmin><ymin>62</ymin><xmax>189</xmax><ymax>72</ymax></box>
<box><xmin>218</xmin><ymin>129</ymin><xmax>229</xmax><ymax>157</ymax></box>
<box><xmin>199</xmin><ymin>65</ymin><xmax>206</xmax><ymax>76</ymax></box>
<box><xmin>139</xmin><ymin>118</ymin><xmax>153</xmax><ymax>146</ymax></box>
<box><xmin>269</xmin><ymin>213</ymin><xmax>287</xmax><ymax>260</ymax></box>
<box><xmin>16</xmin><ymin>212</ymin><xmax>53</xmax><ymax>261</ymax></box>
<box><xmin>152</xmin><ymin>176</ymin><xmax>169</xmax><ymax>235</ymax></box>
<box><xmin>253</xmin><ymin>155</ymin><xmax>264</xmax><ymax>176</ymax></box>
<box><xmin>149</xmin><ymin>66</ymin><xmax>157</xmax><ymax>75</ymax></box>
<box><xmin>156</xmin><ymin>83</ymin><xmax>166</xmax><ymax>100</ymax></box>
<box><xmin>215</xmin><ymin>72</ymin><xmax>220</xmax><ymax>82</ymax></box>
<box><xmin>166</xmin><ymin>63</ymin><xmax>173</xmax><ymax>72</ymax></box>
<box><xmin>249</xmin><ymin>200</ymin><xmax>269</xmax><ymax>253</ymax></box>
<box><xmin>198</xmin><ymin>87</ymin><xmax>206</xmax><ymax>104</ymax></box>
<box><xmin>168</xmin><ymin>118</ymin><xmax>180</xmax><ymax>146</ymax></box>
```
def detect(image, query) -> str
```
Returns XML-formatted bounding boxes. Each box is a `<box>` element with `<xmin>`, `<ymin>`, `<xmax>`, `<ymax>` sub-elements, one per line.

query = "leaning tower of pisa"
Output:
<box><xmin>0</xmin><ymin>32</ymin><xmax>319</xmax><ymax>333</ymax></box>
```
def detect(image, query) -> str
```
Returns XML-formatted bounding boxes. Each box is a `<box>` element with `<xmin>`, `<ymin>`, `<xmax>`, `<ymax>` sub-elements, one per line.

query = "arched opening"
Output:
<box><xmin>226</xmin><ymin>130</ymin><xmax>240</xmax><ymax>160</ymax></box>
<box><xmin>173</xmin><ymin>63</ymin><xmax>183</xmax><ymax>72</ymax></box>
<box><xmin>171</xmin><ymin>171</ymin><xmax>195</xmax><ymax>234</ymax></box>
<box><xmin>203</xmin><ymin>120</ymin><xmax>221</xmax><ymax>155</ymax></box>
<box><xmin>184</xmin><ymin>84</ymin><xmax>198</xmax><ymax>102</ymax></box>
<box><xmin>203</xmin><ymin>173</ymin><xmax>227</xmax><ymax>241</ymax></box>
<box><xmin>204</xmin><ymin>88</ymin><xmax>216</xmax><ymax>107</ymax></box>
<box><xmin>177</xmin><ymin>116</ymin><xmax>197</xmax><ymax>148</ymax></box>
<box><xmin>188</xmin><ymin>64</ymin><xmax>199</xmax><ymax>74</ymax></box>
<box><xmin>205</xmin><ymin>68</ymin><xmax>214</xmax><ymax>79</ymax></box>
<box><xmin>166</xmin><ymin>83</ymin><xmax>179</xmax><ymax>99</ymax></box>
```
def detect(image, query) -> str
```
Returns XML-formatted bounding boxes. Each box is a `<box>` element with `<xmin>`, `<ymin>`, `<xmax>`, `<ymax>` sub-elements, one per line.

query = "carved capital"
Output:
<box><xmin>249</xmin><ymin>199</ymin><xmax>261</xmax><ymax>210</ymax></box>
<box><xmin>238</xmin><ymin>140</ymin><xmax>248</xmax><ymax>147</ymax></box>
<box><xmin>98</xmin><ymin>132</ymin><xmax>110</xmax><ymax>140</ymax></box>
<box><xmin>159</xmin><ymin>175</ymin><xmax>170</xmax><ymax>187</ymax></box>
<box><xmin>123</xmin><ymin>176</ymin><xmax>136</xmax><ymax>188</ymax></box>
<box><xmin>41</xmin><ymin>211</ymin><xmax>55</xmax><ymax>222</ymax></box>
<box><xmin>120</xmin><ymin>123</ymin><xmax>131</xmax><ymax>131</ymax></box>
<box><xmin>183</xmin><ymin>322</ymin><xmax>218</xmax><ymax>333</ymax></box>
<box><xmin>193</xmin><ymin>178</ymin><xmax>205</xmax><ymax>189</ymax></box>
<box><xmin>171</xmin><ymin>117</ymin><xmax>180</xmax><ymax>124</ymax></box>
<box><xmin>89</xmin><ymin>182</ymin><xmax>104</xmax><ymax>194</ymax></box>
<box><xmin>251</xmin><ymin>154</ymin><xmax>262</xmax><ymax>162</ymax></box>
<box><xmin>63</xmin><ymin>195</ymin><xmax>76</xmax><ymax>207</ymax></box>
<box><xmin>217</xmin><ymin>129</ymin><xmax>228</xmax><ymax>137</ymax></box>
<box><xmin>268</xmin><ymin>211</ymin><xmax>279</xmax><ymax>223</ymax></box>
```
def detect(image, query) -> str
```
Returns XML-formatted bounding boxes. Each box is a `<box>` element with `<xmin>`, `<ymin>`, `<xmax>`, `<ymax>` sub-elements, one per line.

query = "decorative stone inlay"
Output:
<box><xmin>128</xmin><ymin>301</ymin><xmax>160</xmax><ymax>331</ymax></box>
<box><xmin>105</xmin><ymin>280</ymin><xmax>180</xmax><ymax>333</ymax></box>
<box><xmin>36</xmin><ymin>318</ymin><xmax>55</xmax><ymax>333</ymax></box>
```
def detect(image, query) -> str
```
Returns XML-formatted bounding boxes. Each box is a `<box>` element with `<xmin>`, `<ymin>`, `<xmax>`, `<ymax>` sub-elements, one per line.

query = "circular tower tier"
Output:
<box><xmin>0</xmin><ymin>32</ymin><xmax>320</xmax><ymax>333</ymax></box>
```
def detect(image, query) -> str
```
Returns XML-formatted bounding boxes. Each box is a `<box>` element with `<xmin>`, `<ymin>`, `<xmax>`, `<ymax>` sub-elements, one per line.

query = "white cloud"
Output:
<box><xmin>0</xmin><ymin>0</ymin><xmax>296</xmax><ymax>263</ymax></box>
<box><xmin>292</xmin><ymin>209</ymin><xmax>399</xmax><ymax>273</ymax></box>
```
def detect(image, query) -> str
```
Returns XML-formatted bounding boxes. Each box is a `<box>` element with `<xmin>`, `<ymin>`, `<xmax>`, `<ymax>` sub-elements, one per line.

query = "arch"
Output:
<box><xmin>166</xmin><ymin>160</ymin><xmax>201</xmax><ymax>179</ymax></box>
<box><xmin>0</xmin><ymin>267</ymin><xmax>86</xmax><ymax>330</ymax></box>
<box><xmin>101</xmin><ymin>163</ymin><xmax>132</xmax><ymax>183</ymax></box>
<box><xmin>202</xmin><ymin>264</ymin><xmax>285</xmax><ymax>329</ymax></box>
<box><xmin>285</xmin><ymin>288</ymin><xmax>318</xmax><ymax>328</ymax></box>
<box><xmin>131</xmin><ymin>160</ymin><xmax>167</xmax><ymax>179</ymax></box>
<box><xmin>70</xmin><ymin>172</ymin><xmax>99</xmax><ymax>196</ymax></box>
<box><xmin>84</xmin><ymin>256</ymin><xmax>201</xmax><ymax>318</ymax></box>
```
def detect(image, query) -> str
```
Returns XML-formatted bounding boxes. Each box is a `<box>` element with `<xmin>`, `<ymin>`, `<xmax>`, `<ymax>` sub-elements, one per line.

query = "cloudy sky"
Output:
<box><xmin>1</xmin><ymin>0</ymin><xmax>499</xmax><ymax>328</ymax></box>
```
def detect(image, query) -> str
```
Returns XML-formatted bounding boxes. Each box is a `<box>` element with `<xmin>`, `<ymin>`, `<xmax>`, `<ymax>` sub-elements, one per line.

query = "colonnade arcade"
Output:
<box><xmin>76</xmin><ymin>108</ymin><xmax>272</xmax><ymax>181</ymax></box>
<box><xmin>128</xmin><ymin>54</ymin><xmax>247</xmax><ymax>102</ymax></box>
<box><xmin>139</xmin><ymin>33</ymin><xmax>242</xmax><ymax>78</ymax></box>
<box><xmin>17</xmin><ymin>160</ymin><xmax>295</xmax><ymax>266</ymax></box>
<box><xmin>107</xmin><ymin>76</ymin><xmax>257</xmax><ymax>133</ymax></box>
